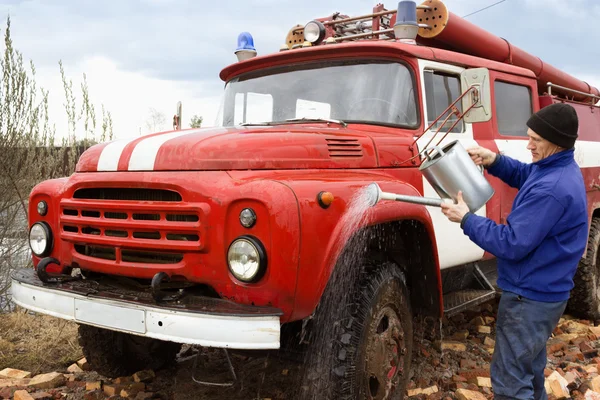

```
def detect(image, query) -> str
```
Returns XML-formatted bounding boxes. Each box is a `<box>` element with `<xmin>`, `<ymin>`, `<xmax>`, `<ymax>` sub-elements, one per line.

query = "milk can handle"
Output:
<box><xmin>424</xmin><ymin>145</ymin><xmax>445</xmax><ymax>161</ymax></box>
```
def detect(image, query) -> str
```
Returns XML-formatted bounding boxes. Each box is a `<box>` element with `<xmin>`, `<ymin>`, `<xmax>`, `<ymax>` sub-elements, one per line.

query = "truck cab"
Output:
<box><xmin>13</xmin><ymin>0</ymin><xmax>600</xmax><ymax>398</ymax></box>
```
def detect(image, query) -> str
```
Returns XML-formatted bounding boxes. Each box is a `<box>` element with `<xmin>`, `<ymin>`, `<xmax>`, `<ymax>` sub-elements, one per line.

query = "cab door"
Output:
<box><xmin>415</xmin><ymin>59</ymin><xmax>489</xmax><ymax>269</ymax></box>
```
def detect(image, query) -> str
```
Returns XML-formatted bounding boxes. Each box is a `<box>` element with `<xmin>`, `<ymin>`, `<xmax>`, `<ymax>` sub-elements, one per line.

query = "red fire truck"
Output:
<box><xmin>12</xmin><ymin>0</ymin><xmax>600</xmax><ymax>398</ymax></box>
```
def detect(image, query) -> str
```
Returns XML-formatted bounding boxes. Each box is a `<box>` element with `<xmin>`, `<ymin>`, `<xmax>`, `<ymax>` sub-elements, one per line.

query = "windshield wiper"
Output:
<box><xmin>240</xmin><ymin>117</ymin><xmax>347</xmax><ymax>128</ymax></box>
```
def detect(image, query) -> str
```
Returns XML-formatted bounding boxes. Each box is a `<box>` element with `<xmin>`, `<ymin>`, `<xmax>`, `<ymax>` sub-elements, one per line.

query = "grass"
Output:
<box><xmin>0</xmin><ymin>307</ymin><xmax>83</xmax><ymax>375</ymax></box>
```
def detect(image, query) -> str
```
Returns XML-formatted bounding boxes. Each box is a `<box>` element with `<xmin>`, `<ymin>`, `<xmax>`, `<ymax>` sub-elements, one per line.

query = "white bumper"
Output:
<box><xmin>12</xmin><ymin>278</ymin><xmax>280</xmax><ymax>350</ymax></box>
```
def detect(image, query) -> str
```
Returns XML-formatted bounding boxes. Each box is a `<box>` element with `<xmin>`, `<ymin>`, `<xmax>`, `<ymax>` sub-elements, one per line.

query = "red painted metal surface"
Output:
<box><xmin>220</xmin><ymin>41</ymin><xmax>535</xmax><ymax>84</ymax></box>
<box><xmin>28</xmin><ymin>3</ymin><xmax>600</xmax><ymax>327</ymax></box>
<box><xmin>30</xmin><ymin>172</ymin><xmax>302</xmax><ymax>321</ymax></box>
<box><xmin>228</xmin><ymin>169</ymin><xmax>441</xmax><ymax>321</ymax></box>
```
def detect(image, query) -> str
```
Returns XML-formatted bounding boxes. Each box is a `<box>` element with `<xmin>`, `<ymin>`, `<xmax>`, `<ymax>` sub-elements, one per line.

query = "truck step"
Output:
<box><xmin>443</xmin><ymin>289</ymin><xmax>496</xmax><ymax>317</ymax></box>
<box><xmin>442</xmin><ymin>263</ymin><xmax>497</xmax><ymax>317</ymax></box>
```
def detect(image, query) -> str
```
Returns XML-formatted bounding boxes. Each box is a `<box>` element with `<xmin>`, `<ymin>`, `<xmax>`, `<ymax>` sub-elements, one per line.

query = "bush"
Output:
<box><xmin>0</xmin><ymin>17</ymin><xmax>113</xmax><ymax>311</ymax></box>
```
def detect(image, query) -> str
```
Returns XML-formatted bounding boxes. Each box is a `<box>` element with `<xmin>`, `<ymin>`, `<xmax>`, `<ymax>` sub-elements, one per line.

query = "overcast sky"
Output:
<box><xmin>0</xmin><ymin>0</ymin><xmax>598</xmax><ymax>141</ymax></box>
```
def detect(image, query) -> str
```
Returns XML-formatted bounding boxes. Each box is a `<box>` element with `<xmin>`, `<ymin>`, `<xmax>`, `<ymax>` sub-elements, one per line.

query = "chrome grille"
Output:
<box><xmin>61</xmin><ymin>189</ymin><xmax>208</xmax><ymax>265</ymax></box>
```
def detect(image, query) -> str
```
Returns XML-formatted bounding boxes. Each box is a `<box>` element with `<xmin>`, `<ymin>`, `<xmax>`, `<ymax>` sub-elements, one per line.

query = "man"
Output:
<box><xmin>440</xmin><ymin>103</ymin><xmax>588</xmax><ymax>400</ymax></box>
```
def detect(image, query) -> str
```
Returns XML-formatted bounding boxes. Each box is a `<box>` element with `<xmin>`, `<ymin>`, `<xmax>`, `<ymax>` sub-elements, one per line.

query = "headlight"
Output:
<box><xmin>239</xmin><ymin>208</ymin><xmax>257</xmax><ymax>228</ymax></box>
<box><xmin>29</xmin><ymin>222</ymin><xmax>53</xmax><ymax>257</ymax></box>
<box><xmin>37</xmin><ymin>201</ymin><xmax>48</xmax><ymax>216</ymax></box>
<box><xmin>227</xmin><ymin>236</ymin><xmax>267</xmax><ymax>283</ymax></box>
<box><xmin>304</xmin><ymin>20</ymin><xmax>326</xmax><ymax>44</ymax></box>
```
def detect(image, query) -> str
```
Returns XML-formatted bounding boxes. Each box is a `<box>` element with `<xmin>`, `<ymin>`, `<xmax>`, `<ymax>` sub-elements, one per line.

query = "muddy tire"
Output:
<box><xmin>78</xmin><ymin>324</ymin><xmax>181</xmax><ymax>378</ymax></box>
<box><xmin>302</xmin><ymin>261</ymin><xmax>412</xmax><ymax>400</ymax></box>
<box><xmin>569</xmin><ymin>217</ymin><xmax>600</xmax><ymax>320</ymax></box>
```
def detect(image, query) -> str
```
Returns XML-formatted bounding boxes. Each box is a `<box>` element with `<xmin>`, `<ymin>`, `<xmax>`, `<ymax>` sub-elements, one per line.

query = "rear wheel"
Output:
<box><xmin>569</xmin><ymin>217</ymin><xmax>600</xmax><ymax>320</ymax></box>
<box><xmin>302</xmin><ymin>261</ymin><xmax>412</xmax><ymax>400</ymax></box>
<box><xmin>78</xmin><ymin>324</ymin><xmax>181</xmax><ymax>378</ymax></box>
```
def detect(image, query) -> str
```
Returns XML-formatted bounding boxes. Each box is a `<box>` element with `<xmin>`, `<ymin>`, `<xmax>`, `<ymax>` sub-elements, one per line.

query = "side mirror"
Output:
<box><xmin>460</xmin><ymin>68</ymin><xmax>492</xmax><ymax>123</ymax></box>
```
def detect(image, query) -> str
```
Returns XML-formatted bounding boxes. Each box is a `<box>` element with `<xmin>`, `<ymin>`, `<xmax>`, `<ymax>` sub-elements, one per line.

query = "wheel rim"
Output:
<box><xmin>363</xmin><ymin>305</ymin><xmax>406</xmax><ymax>400</ymax></box>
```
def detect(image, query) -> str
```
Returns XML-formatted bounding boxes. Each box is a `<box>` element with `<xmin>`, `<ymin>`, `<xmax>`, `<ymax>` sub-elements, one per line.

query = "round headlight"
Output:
<box><xmin>227</xmin><ymin>236</ymin><xmax>267</xmax><ymax>283</ymax></box>
<box><xmin>29</xmin><ymin>222</ymin><xmax>52</xmax><ymax>257</ymax></box>
<box><xmin>37</xmin><ymin>201</ymin><xmax>48</xmax><ymax>216</ymax></box>
<box><xmin>239</xmin><ymin>208</ymin><xmax>257</xmax><ymax>228</ymax></box>
<box><xmin>304</xmin><ymin>20</ymin><xmax>326</xmax><ymax>44</ymax></box>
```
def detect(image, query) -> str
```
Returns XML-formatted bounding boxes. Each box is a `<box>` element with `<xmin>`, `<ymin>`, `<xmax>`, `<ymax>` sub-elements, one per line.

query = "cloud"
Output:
<box><xmin>0</xmin><ymin>0</ymin><xmax>597</xmax><ymax>141</ymax></box>
<box><xmin>36</xmin><ymin>56</ymin><xmax>224</xmax><ymax>140</ymax></box>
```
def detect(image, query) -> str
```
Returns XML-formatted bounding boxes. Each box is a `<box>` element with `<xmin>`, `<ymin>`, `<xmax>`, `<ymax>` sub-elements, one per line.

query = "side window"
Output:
<box><xmin>494</xmin><ymin>81</ymin><xmax>532</xmax><ymax>137</ymax></box>
<box><xmin>423</xmin><ymin>71</ymin><xmax>464</xmax><ymax>133</ymax></box>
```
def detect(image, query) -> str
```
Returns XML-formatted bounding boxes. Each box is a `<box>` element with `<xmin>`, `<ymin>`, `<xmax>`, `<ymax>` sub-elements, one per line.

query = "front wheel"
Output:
<box><xmin>302</xmin><ymin>261</ymin><xmax>413</xmax><ymax>400</ymax></box>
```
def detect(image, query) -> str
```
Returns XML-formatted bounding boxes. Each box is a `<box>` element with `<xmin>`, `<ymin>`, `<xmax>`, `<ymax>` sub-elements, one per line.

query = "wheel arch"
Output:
<box><xmin>349</xmin><ymin>219</ymin><xmax>442</xmax><ymax>319</ymax></box>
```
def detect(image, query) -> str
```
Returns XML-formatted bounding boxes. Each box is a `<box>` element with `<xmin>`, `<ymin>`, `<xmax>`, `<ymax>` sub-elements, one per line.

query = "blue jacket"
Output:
<box><xmin>461</xmin><ymin>149</ymin><xmax>588</xmax><ymax>302</ymax></box>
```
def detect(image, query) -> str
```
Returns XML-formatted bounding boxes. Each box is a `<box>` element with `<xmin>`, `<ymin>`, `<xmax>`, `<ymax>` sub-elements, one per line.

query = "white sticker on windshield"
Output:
<box><xmin>296</xmin><ymin>99</ymin><xmax>331</xmax><ymax>120</ymax></box>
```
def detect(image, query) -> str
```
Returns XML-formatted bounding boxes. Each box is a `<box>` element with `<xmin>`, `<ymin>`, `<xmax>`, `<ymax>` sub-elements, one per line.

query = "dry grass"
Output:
<box><xmin>0</xmin><ymin>307</ymin><xmax>82</xmax><ymax>375</ymax></box>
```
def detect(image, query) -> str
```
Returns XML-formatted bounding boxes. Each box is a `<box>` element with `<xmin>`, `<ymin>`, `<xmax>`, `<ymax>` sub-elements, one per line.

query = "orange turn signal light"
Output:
<box><xmin>317</xmin><ymin>191</ymin><xmax>334</xmax><ymax>208</ymax></box>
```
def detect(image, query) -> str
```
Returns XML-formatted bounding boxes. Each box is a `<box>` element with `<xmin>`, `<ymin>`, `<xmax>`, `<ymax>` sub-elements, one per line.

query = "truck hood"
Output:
<box><xmin>76</xmin><ymin>125</ymin><xmax>412</xmax><ymax>172</ymax></box>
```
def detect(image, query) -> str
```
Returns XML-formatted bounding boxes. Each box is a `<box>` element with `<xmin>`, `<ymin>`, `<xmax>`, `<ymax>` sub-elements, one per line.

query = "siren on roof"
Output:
<box><xmin>393</xmin><ymin>1</ymin><xmax>419</xmax><ymax>44</ymax></box>
<box><xmin>235</xmin><ymin>32</ymin><xmax>257</xmax><ymax>62</ymax></box>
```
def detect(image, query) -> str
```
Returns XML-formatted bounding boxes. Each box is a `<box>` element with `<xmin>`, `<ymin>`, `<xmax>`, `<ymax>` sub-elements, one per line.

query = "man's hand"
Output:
<box><xmin>441</xmin><ymin>191</ymin><xmax>470</xmax><ymax>223</ymax></box>
<box><xmin>467</xmin><ymin>146</ymin><xmax>497</xmax><ymax>167</ymax></box>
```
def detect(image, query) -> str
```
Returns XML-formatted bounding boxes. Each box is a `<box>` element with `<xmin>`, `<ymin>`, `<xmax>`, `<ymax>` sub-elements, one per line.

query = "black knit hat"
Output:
<box><xmin>526</xmin><ymin>103</ymin><xmax>579</xmax><ymax>149</ymax></box>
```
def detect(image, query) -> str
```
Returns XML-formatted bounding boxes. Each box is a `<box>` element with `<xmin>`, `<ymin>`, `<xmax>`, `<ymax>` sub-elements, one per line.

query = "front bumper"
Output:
<box><xmin>11</xmin><ymin>269</ymin><xmax>281</xmax><ymax>350</ymax></box>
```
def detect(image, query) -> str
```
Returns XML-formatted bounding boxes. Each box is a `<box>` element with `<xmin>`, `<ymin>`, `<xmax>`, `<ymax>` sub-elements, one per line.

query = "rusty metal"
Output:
<box><xmin>329</xmin><ymin>28</ymin><xmax>395</xmax><ymax>42</ymax></box>
<box><xmin>191</xmin><ymin>348</ymin><xmax>237</xmax><ymax>387</ymax></box>
<box><xmin>14</xmin><ymin>268</ymin><xmax>284</xmax><ymax>317</ymax></box>
<box><xmin>36</xmin><ymin>257</ymin><xmax>81</xmax><ymax>284</ymax></box>
<box><xmin>151</xmin><ymin>272</ymin><xmax>183</xmax><ymax>302</ymax></box>
<box><xmin>363</xmin><ymin>302</ymin><xmax>406</xmax><ymax>399</ymax></box>
<box><xmin>547</xmin><ymin>82</ymin><xmax>600</xmax><ymax>103</ymax></box>
<box><xmin>321</xmin><ymin>6</ymin><xmax>431</xmax><ymax>27</ymax></box>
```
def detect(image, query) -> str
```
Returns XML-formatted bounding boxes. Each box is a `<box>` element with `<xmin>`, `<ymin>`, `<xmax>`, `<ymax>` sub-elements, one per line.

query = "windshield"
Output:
<box><xmin>216</xmin><ymin>60</ymin><xmax>419</xmax><ymax>128</ymax></box>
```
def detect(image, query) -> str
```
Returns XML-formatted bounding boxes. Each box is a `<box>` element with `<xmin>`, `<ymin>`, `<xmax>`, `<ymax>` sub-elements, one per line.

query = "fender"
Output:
<box><xmin>287</xmin><ymin>175</ymin><xmax>442</xmax><ymax>321</ymax></box>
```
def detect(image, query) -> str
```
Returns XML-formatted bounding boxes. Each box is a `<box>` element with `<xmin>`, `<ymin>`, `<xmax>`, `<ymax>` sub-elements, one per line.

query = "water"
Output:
<box><xmin>332</xmin><ymin>186</ymin><xmax>374</xmax><ymax>263</ymax></box>
<box><xmin>300</xmin><ymin>186</ymin><xmax>375</xmax><ymax>399</ymax></box>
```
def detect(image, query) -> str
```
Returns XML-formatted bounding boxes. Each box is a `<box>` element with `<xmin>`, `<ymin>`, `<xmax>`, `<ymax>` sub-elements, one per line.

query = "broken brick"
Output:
<box><xmin>548</xmin><ymin>339</ymin><xmax>568</xmax><ymax>354</ymax></box>
<box><xmin>76</xmin><ymin>358</ymin><xmax>90</xmax><ymax>371</ymax></box>
<box><xmin>114</xmin><ymin>376</ymin><xmax>133</xmax><ymax>384</ymax></box>
<box><xmin>13</xmin><ymin>390</ymin><xmax>34</xmax><ymax>400</ymax></box>
<box><xmin>0</xmin><ymin>369</ymin><xmax>31</xmax><ymax>380</ymax></box>
<box><xmin>66</xmin><ymin>364</ymin><xmax>83</xmax><ymax>374</ymax></box>
<box><xmin>436</xmin><ymin>341</ymin><xmax>467</xmax><ymax>352</ymax></box>
<box><xmin>103</xmin><ymin>384</ymin><xmax>126</xmax><ymax>396</ymax></box>
<box><xmin>85</xmin><ymin>381</ymin><xmax>102</xmax><ymax>391</ymax></box>
<box><xmin>132</xmin><ymin>370</ymin><xmax>155</xmax><ymax>383</ymax></box>
<box><xmin>455</xmin><ymin>388</ymin><xmax>487</xmax><ymax>400</ymax></box>
<box><xmin>28</xmin><ymin>372</ymin><xmax>65</xmax><ymax>390</ymax></box>
<box><xmin>477</xmin><ymin>326</ymin><xmax>491</xmax><ymax>334</ymax></box>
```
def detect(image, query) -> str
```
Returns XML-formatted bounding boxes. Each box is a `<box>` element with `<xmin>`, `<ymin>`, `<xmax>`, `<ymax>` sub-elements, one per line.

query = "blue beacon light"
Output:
<box><xmin>393</xmin><ymin>1</ymin><xmax>419</xmax><ymax>44</ymax></box>
<box><xmin>235</xmin><ymin>32</ymin><xmax>257</xmax><ymax>61</ymax></box>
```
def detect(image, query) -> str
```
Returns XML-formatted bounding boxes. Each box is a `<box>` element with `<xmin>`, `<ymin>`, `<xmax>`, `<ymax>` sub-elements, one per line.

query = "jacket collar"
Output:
<box><xmin>534</xmin><ymin>148</ymin><xmax>575</xmax><ymax>168</ymax></box>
